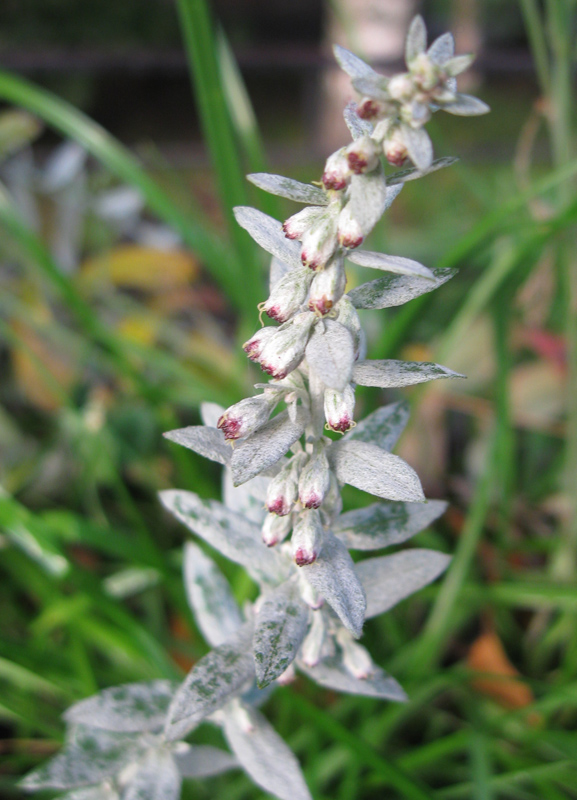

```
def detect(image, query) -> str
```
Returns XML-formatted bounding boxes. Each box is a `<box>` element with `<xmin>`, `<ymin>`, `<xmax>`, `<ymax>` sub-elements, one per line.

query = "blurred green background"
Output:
<box><xmin>0</xmin><ymin>0</ymin><xmax>576</xmax><ymax>798</ymax></box>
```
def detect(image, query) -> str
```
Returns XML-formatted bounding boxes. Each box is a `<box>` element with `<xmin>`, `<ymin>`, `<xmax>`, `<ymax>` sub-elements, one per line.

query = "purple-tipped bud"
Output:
<box><xmin>337</xmin><ymin>206</ymin><xmax>364</xmax><ymax>250</ymax></box>
<box><xmin>335</xmin><ymin>296</ymin><xmax>364</xmax><ymax>359</ymax></box>
<box><xmin>282</xmin><ymin>206</ymin><xmax>325</xmax><ymax>240</ymax></box>
<box><xmin>243</xmin><ymin>326</ymin><xmax>276</xmax><ymax>363</ymax></box>
<box><xmin>324</xmin><ymin>384</ymin><xmax>355</xmax><ymax>433</ymax></box>
<box><xmin>258</xmin><ymin>312</ymin><xmax>316</xmax><ymax>379</ymax></box>
<box><xmin>357</xmin><ymin>97</ymin><xmax>385</xmax><ymax>120</ymax></box>
<box><xmin>337</xmin><ymin>628</ymin><xmax>372</xmax><ymax>675</ymax></box>
<box><xmin>298</xmin><ymin>446</ymin><xmax>331</xmax><ymax>509</ymax></box>
<box><xmin>217</xmin><ymin>394</ymin><xmax>278</xmax><ymax>441</ymax></box>
<box><xmin>266</xmin><ymin>459</ymin><xmax>299</xmax><ymax>516</ymax></box>
<box><xmin>300</xmin><ymin>611</ymin><xmax>326</xmax><ymax>668</ymax></box>
<box><xmin>262</xmin><ymin>511</ymin><xmax>292</xmax><ymax>547</ymax></box>
<box><xmin>383</xmin><ymin>129</ymin><xmax>409</xmax><ymax>166</ymax></box>
<box><xmin>344</xmin><ymin>135</ymin><xmax>379</xmax><ymax>175</ymax></box>
<box><xmin>292</xmin><ymin>509</ymin><xmax>324</xmax><ymax>566</ymax></box>
<box><xmin>300</xmin><ymin>210</ymin><xmax>339</xmax><ymax>271</ymax></box>
<box><xmin>263</xmin><ymin>268</ymin><xmax>313</xmax><ymax>323</ymax></box>
<box><xmin>321</xmin><ymin>148</ymin><xmax>352</xmax><ymax>191</ymax></box>
<box><xmin>308</xmin><ymin>256</ymin><xmax>346</xmax><ymax>316</ymax></box>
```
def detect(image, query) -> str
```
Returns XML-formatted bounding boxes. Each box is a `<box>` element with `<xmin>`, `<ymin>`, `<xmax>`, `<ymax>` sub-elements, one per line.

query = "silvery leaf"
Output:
<box><xmin>405</xmin><ymin>15</ymin><xmax>427</xmax><ymax>64</ymax></box>
<box><xmin>328</xmin><ymin>440</ymin><xmax>425</xmax><ymax>502</ymax></box>
<box><xmin>40</xmin><ymin>141</ymin><xmax>86</xmax><ymax>192</ymax></box>
<box><xmin>444</xmin><ymin>54</ymin><xmax>475</xmax><ymax>77</ymax></box>
<box><xmin>231</xmin><ymin>407</ymin><xmax>308</xmax><ymax>486</ymax></box>
<box><xmin>247</xmin><ymin>173</ymin><xmax>327</xmax><ymax>206</ymax></box>
<box><xmin>402</xmin><ymin>125</ymin><xmax>433</xmax><ymax>171</ymax></box>
<box><xmin>163</xmin><ymin>426</ymin><xmax>230</xmax><ymax>466</ymax></box>
<box><xmin>20</xmin><ymin>727</ymin><xmax>141</xmax><ymax>790</ymax></box>
<box><xmin>160</xmin><ymin>490</ymin><xmax>287</xmax><ymax>584</ymax></box>
<box><xmin>165</xmin><ymin>624</ymin><xmax>255</xmax><ymax>741</ymax></box>
<box><xmin>333</xmin><ymin>44</ymin><xmax>379</xmax><ymax>82</ymax></box>
<box><xmin>200</xmin><ymin>401</ymin><xmax>225</xmax><ymax>428</ymax></box>
<box><xmin>305</xmin><ymin>320</ymin><xmax>354</xmax><ymax>392</ymax></box>
<box><xmin>387</xmin><ymin>157</ymin><xmax>457</xmax><ymax>186</ymax></box>
<box><xmin>223</xmin><ymin>705</ymin><xmax>312</xmax><ymax>800</ymax></box>
<box><xmin>343</xmin><ymin>102</ymin><xmax>373</xmax><ymax>140</ymax></box>
<box><xmin>61</xmin><ymin>788</ymin><xmax>119</xmax><ymax>800</ymax></box>
<box><xmin>174</xmin><ymin>744</ymin><xmax>238</xmax><ymax>778</ymax></box>
<box><xmin>357</xmin><ymin>549</ymin><xmax>451</xmax><ymax>618</ymax></box>
<box><xmin>299</xmin><ymin>655</ymin><xmax>406</xmax><ymax>701</ymax></box>
<box><xmin>233</xmin><ymin>207</ymin><xmax>302</xmax><ymax>268</ymax></box>
<box><xmin>183</xmin><ymin>542</ymin><xmax>242</xmax><ymax>647</ymax></box>
<box><xmin>253</xmin><ymin>581</ymin><xmax>309</xmax><ymax>687</ymax></box>
<box><xmin>63</xmin><ymin>681</ymin><xmax>177</xmax><ymax>733</ymax></box>
<box><xmin>349</xmin><ymin>267</ymin><xmax>456</xmax><ymax>310</ymax></box>
<box><xmin>353</xmin><ymin>359</ymin><xmax>465</xmax><ymax>388</ymax></box>
<box><xmin>334</xmin><ymin>499</ymin><xmax>448</xmax><ymax>550</ymax></box>
<box><xmin>301</xmin><ymin>532</ymin><xmax>366</xmax><ymax>638</ymax></box>
<box><xmin>123</xmin><ymin>748</ymin><xmax>181</xmax><ymax>800</ymax></box>
<box><xmin>270</xmin><ymin>255</ymin><xmax>293</xmax><ymax>291</ymax></box>
<box><xmin>347</xmin><ymin>249</ymin><xmax>434</xmax><ymax>280</ymax></box>
<box><xmin>347</xmin><ymin>170</ymin><xmax>399</xmax><ymax>237</ymax></box>
<box><xmin>222</xmin><ymin>469</ymin><xmax>269</xmax><ymax>525</ymax></box>
<box><xmin>352</xmin><ymin>75</ymin><xmax>390</xmax><ymax>100</ymax></box>
<box><xmin>344</xmin><ymin>400</ymin><xmax>410</xmax><ymax>452</ymax></box>
<box><xmin>444</xmin><ymin>94</ymin><xmax>490</xmax><ymax>116</ymax></box>
<box><xmin>427</xmin><ymin>32</ymin><xmax>454</xmax><ymax>65</ymax></box>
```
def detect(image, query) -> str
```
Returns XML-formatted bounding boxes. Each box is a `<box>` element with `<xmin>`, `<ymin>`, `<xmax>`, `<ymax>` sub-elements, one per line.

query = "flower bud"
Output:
<box><xmin>266</xmin><ymin>459</ymin><xmax>299</xmax><ymax>516</ymax></box>
<box><xmin>308</xmin><ymin>256</ymin><xmax>346</xmax><ymax>316</ymax></box>
<box><xmin>298</xmin><ymin>446</ymin><xmax>331</xmax><ymax>509</ymax></box>
<box><xmin>217</xmin><ymin>393</ymin><xmax>278</xmax><ymax>441</ymax></box>
<box><xmin>337</xmin><ymin>628</ymin><xmax>373</xmax><ymax>677</ymax></box>
<box><xmin>321</xmin><ymin>148</ymin><xmax>352</xmax><ymax>191</ymax></box>
<box><xmin>383</xmin><ymin>126</ymin><xmax>409</xmax><ymax>166</ymax></box>
<box><xmin>300</xmin><ymin>611</ymin><xmax>326</xmax><ymax>667</ymax></box>
<box><xmin>259</xmin><ymin>312</ymin><xmax>316</xmax><ymax>379</ymax></box>
<box><xmin>263</xmin><ymin>268</ymin><xmax>313</xmax><ymax>323</ymax></box>
<box><xmin>337</xmin><ymin>205</ymin><xmax>364</xmax><ymax>250</ymax></box>
<box><xmin>300</xmin><ymin>211</ymin><xmax>339</xmax><ymax>271</ymax></box>
<box><xmin>344</xmin><ymin>135</ymin><xmax>379</xmax><ymax>175</ymax></box>
<box><xmin>387</xmin><ymin>72</ymin><xmax>415</xmax><ymax>102</ymax></box>
<box><xmin>410</xmin><ymin>52</ymin><xmax>441</xmax><ymax>92</ymax></box>
<box><xmin>357</xmin><ymin>97</ymin><xmax>387</xmax><ymax>120</ymax></box>
<box><xmin>404</xmin><ymin>100</ymin><xmax>431</xmax><ymax>128</ymax></box>
<box><xmin>282</xmin><ymin>206</ymin><xmax>324</xmax><ymax>240</ymax></box>
<box><xmin>276</xmin><ymin>663</ymin><xmax>297</xmax><ymax>685</ymax></box>
<box><xmin>243</xmin><ymin>326</ymin><xmax>276</xmax><ymax>363</ymax></box>
<box><xmin>292</xmin><ymin>509</ymin><xmax>324</xmax><ymax>566</ymax></box>
<box><xmin>335</xmin><ymin>296</ymin><xmax>363</xmax><ymax>359</ymax></box>
<box><xmin>262</xmin><ymin>511</ymin><xmax>292</xmax><ymax>547</ymax></box>
<box><xmin>324</xmin><ymin>384</ymin><xmax>355</xmax><ymax>433</ymax></box>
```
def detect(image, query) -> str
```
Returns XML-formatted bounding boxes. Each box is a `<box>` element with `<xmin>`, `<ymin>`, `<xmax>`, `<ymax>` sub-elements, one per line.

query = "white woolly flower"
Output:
<box><xmin>336</xmin><ymin>205</ymin><xmax>364</xmax><ymax>250</ymax></box>
<box><xmin>321</xmin><ymin>148</ymin><xmax>352</xmax><ymax>191</ymax></box>
<box><xmin>300</xmin><ymin>208</ymin><xmax>339</xmax><ymax>271</ymax></box>
<box><xmin>217</xmin><ymin>393</ymin><xmax>278</xmax><ymax>441</ymax></box>
<box><xmin>262</xmin><ymin>267</ymin><xmax>313</xmax><ymax>323</ymax></box>
<box><xmin>298</xmin><ymin>444</ymin><xmax>331</xmax><ymax>509</ymax></box>
<box><xmin>324</xmin><ymin>385</ymin><xmax>356</xmax><ymax>433</ymax></box>
<box><xmin>266</xmin><ymin>458</ymin><xmax>300</xmax><ymax>516</ymax></box>
<box><xmin>258</xmin><ymin>312</ymin><xmax>316</xmax><ymax>379</ymax></box>
<box><xmin>292</xmin><ymin>508</ymin><xmax>324</xmax><ymax>566</ymax></box>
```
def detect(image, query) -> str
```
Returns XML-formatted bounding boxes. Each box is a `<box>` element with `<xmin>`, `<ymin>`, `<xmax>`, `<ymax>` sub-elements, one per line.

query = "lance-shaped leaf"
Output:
<box><xmin>231</xmin><ymin>407</ymin><xmax>308</xmax><ymax>486</ymax></box>
<box><xmin>299</xmin><ymin>655</ymin><xmax>406</xmax><ymax>701</ymax></box>
<box><xmin>164</xmin><ymin>624</ymin><xmax>255</xmax><ymax>741</ymax></box>
<box><xmin>63</xmin><ymin>681</ymin><xmax>177</xmax><ymax>734</ymax></box>
<box><xmin>123</xmin><ymin>748</ymin><xmax>181</xmax><ymax>800</ymax></box>
<box><xmin>183</xmin><ymin>542</ymin><xmax>243</xmax><ymax>647</ymax></box>
<box><xmin>253</xmin><ymin>581</ymin><xmax>310</xmax><ymax>687</ymax></box>
<box><xmin>305</xmin><ymin>320</ymin><xmax>354</xmax><ymax>392</ymax></box>
<box><xmin>301</xmin><ymin>532</ymin><xmax>366</xmax><ymax>638</ymax></box>
<box><xmin>334</xmin><ymin>499</ymin><xmax>448</xmax><ymax>550</ymax></box>
<box><xmin>357</xmin><ymin>549</ymin><xmax>451</xmax><ymax>618</ymax></box>
<box><xmin>328</xmin><ymin>440</ymin><xmax>425</xmax><ymax>502</ymax></box>
<box><xmin>174</xmin><ymin>745</ymin><xmax>238</xmax><ymax>778</ymax></box>
<box><xmin>406</xmin><ymin>14</ymin><xmax>427</xmax><ymax>63</ymax></box>
<box><xmin>333</xmin><ymin>44</ymin><xmax>380</xmax><ymax>83</ymax></box>
<box><xmin>346</xmin><ymin>250</ymin><xmax>434</xmax><ymax>280</ymax></box>
<box><xmin>402</xmin><ymin>125</ymin><xmax>433</xmax><ymax>171</ymax></box>
<box><xmin>445</xmin><ymin>94</ymin><xmax>490</xmax><ymax>116</ymax></box>
<box><xmin>346</xmin><ymin>170</ymin><xmax>400</xmax><ymax>237</ymax></box>
<box><xmin>387</xmin><ymin>156</ymin><xmax>457</xmax><ymax>186</ymax></box>
<box><xmin>233</xmin><ymin>206</ymin><xmax>302</xmax><ymax>268</ymax></box>
<box><xmin>344</xmin><ymin>401</ymin><xmax>410</xmax><ymax>452</ymax></box>
<box><xmin>223</xmin><ymin>705</ymin><xmax>312</xmax><ymax>800</ymax></box>
<box><xmin>163</xmin><ymin>426</ymin><xmax>230</xmax><ymax>466</ymax></box>
<box><xmin>353</xmin><ymin>359</ymin><xmax>465</xmax><ymax>388</ymax></box>
<box><xmin>247</xmin><ymin>173</ymin><xmax>327</xmax><ymax>206</ymax></box>
<box><xmin>349</xmin><ymin>267</ymin><xmax>456</xmax><ymax>310</ymax></box>
<box><xmin>160</xmin><ymin>490</ymin><xmax>287</xmax><ymax>584</ymax></box>
<box><xmin>20</xmin><ymin>727</ymin><xmax>142</xmax><ymax>790</ymax></box>
<box><xmin>60</xmin><ymin>787</ymin><xmax>118</xmax><ymax>800</ymax></box>
<box><xmin>427</xmin><ymin>32</ymin><xmax>455</xmax><ymax>65</ymax></box>
<box><xmin>343</xmin><ymin>102</ymin><xmax>373</xmax><ymax>140</ymax></box>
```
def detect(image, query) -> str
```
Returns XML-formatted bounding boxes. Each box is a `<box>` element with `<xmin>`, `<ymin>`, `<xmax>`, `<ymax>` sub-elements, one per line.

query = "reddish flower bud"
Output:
<box><xmin>308</xmin><ymin>256</ymin><xmax>346</xmax><ymax>316</ymax></box>
<box><xmin>217</xmin><ymin>394</ymin><xmax>277</xmax><ymax>441</ymax></box>
<box><xmin>344</xmin><ymin>135</ymin><xmax>379</xmax><ymax>175</ymax></box>
<box><xmin>259</xmin><ymin>312</ymin><xmax>316</xmax><ymax>379</ymax></box>
<box><xmin>282</xmin><ymin>206</ymin><xmax>325</xmax><ymax>240</ymax></box>
<box><xmin>263</xmin><ymin>268</ymin><xmax>313</xmax><ymax>323</ymax></box>
<box><xmin>300</xmin><ymin>210</ymin><xmax>339</xmax><ymax>271</ymax></box>
<box><xmin>298</xmin><ymin>446</ymin><xmax>331</xmax><ymax>509</ymax></box>
<box><xmin>266</xmin><ymin>458</ymin><xmax>300</xmax><ymax>516</ymax></box>
<box><xmin>262</xmin><ymin>512</ymin><xmax>292</xmax><ymax>547</ymax></box>
<box><xmin>337</xmin><ymin>206</ymin><xmax>364</xmax><ymax>250</ymax></box>
<box><xmin>243</xmin><ymin>326</ymin><xmax>276</xmax><ymax>363</ymax></box>
<box><xmin>292</xmin><ymin>509</ymin><xmax>324</xmax><ymax>566</ymax></box>
<box><xmin>324</xmin><ymin>384</ymin><xmax>355</xmax><ymax>433</ymax></box>
<box><xmin>321</xmin><ymin>148</ymin><xmax>352</xmax><ymax>191</ymax></box>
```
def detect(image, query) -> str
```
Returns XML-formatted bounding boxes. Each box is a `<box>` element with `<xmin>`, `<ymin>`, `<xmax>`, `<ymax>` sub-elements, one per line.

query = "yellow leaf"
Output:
<box><xmin>79</xmin><ymin>245</ymin><xmax>199</xmax><ymax>291</ymax></box>
<box><xmin>467</xmin><ymin>630</ymin><xmax>534</xmax><ymax>711</ymax></box>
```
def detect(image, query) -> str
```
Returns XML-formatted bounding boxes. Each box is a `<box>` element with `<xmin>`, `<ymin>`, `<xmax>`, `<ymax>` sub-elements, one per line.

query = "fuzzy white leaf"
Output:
<box><xmin>253</xmin><ymin>582</ymin><xmax>309</xmax><ymax>687</ymax></box>
<box><xmin>402</xmin><ymin>125</ymin><xmax>433</xmax><ymax>171</ymax></box>
<box><xmin>347</xmin><ymin>250</ymin><xmax>434</xmax><ymax>279</ymax></box>
<box><xmin>231</xmin><ymin>407</ymin><xmax>308</xmax><ymax>486</ymax></box>
<box><xmin>183</xmin><ymin>542</ymin><xmax>243</xmax><ymax>647</ymax></box>
<box><xmin>60</xmin><ymin>788</ymin><xmax>118</xmax><ymax>800</ymax></box>
<box><xmin>343</xmin><ymin>102</ymin><xmax>373</xmax><ymax>140</ymax></box>
<box><xmin>123</xmin><ymin>748</ymin><xmax>181</xmax><ymax>800</ymax></box>
<box><xmin>427</xmin><ymin>32</ymin><xmax>454</xmax><ymax>65</ymax></box>
<box><xmin>160</xmin><ymin>490</ymin><xmax>287</xmax><ymax>584</ymax></box>
<box><xmin>387</xmin><ymin>157</ymin><xmax>457</xmax><ymax>186</ymax></box>
<box><xmin>334</xmin><ymin>499</ymin><xmax>448</xmax><ymax>550</ymax></box>
<box><xmin>333</xmin><ymin>44</ymin><xmax>378</xmax><ymax>82</ymax></box>
<box><xmin>344</xmin><ymin>400</ymin><xmax>410</xmax><ymax>452</ymax></box>
<box><xmin>270</xmin><ymin>256</ymin><xmax>292</xmax><ymax>291</ymax></box>
<box><xmin>444</xmin><ymin>54</ymin><xmax>475</xmax><ymax>77</ymax></box>
<box><xmin>305</xmin><ymin>320</ymin><xmax>354</xmax><ymax>392</ymax></box>
<box><xmin>301</xmin><ymin>532</ymin><xmax>366</xmax><ymax>637</ymax></box>
<box><xmin>357</xmin><ymin>549</ymin><xmax>451</xmax><ymax>618</ymax></box>
<box><xmin>346</xmin><ymin>170</ymin><xmax>399</xmax><ymax>237</ymax></box>
<box><xmin>328</xmin><ymin>440</ymin><xmax>425</xmax><ymax>502</ymax></box>
<box><xmin>222</xmin><ymin>469</ymin><xmax>269</xmax><ymax>525</ymax></box>
<box><xmin>234</xmin><ymin>206</ymin><xmax>301</xmax><ymax>268</ymax></box>
<box><xmin>299</xmin><ymin>655</ymin><xmax>406</xmax><ymax>701</ymax></box>
<box><xmin>223</xmin><ymin>705</ymin><xmax>312</xmax><ymax>800</ymax></box>
<box><xmin>349</xmin><ymin>267</ymin><xmax>456</xmax><ymax>309</ymax></box>
<box><xmin>174</xmin><ymin>744</ymin><xmax>238</xmax><ymax>778</ymax></box>
<box><xmin>163</xmin><ymin>426</ymin><xmax>230</xmax><ymax>466</ymax></box>
<box><xmin>247</xmin><ymin>173</ymin><xmax>327</xmax><ymax>205</ymax></box>
<box><xmin>353</xmin><ymin>359</ymin><xmax>465</xmax><ymax>388</ymax></box>
<box><xmin>165</xmin><ymin>625</ymin><xmax>255</xmax><ymax>741</ymax></box>
<box><xmin>406</xmin><ymin>15</ymin><xmax>427</xmax><ymax>63</ymax></box>
<box><xmin>200</xmin><ymin>401</ymin><xmax>225</xmax><ymax>428</ymax></box>
<box><xmin>444</xmin><ymin>94</ymin><xmax>490</xmax><ymax>116</ymax></box>
<box><xmin>63</xmin><ymin>681</ymin><xmax>177</xmax><ymax>733</ymax></box>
